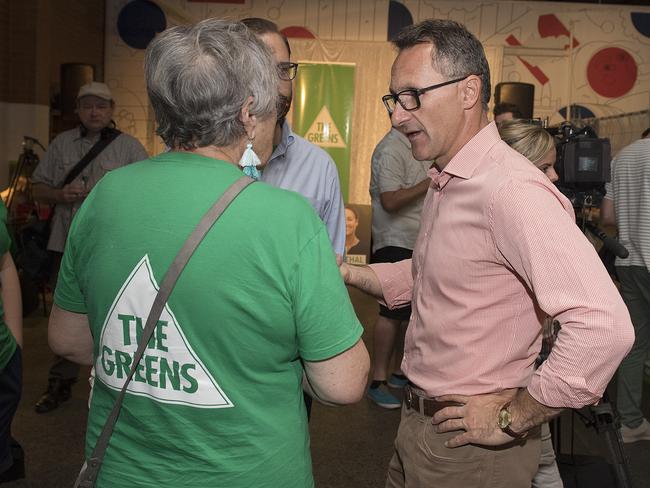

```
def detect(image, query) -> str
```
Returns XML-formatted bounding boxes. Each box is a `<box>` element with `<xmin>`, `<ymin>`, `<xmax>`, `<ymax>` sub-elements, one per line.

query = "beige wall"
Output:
<box><xmin>4</xmin><ymin>0</ymin><xmax>650</xmax><ymax>191</ymax></box>
<box><xmin>0</xmin><ymin>0</ymin><xmax>105</xmax><ymax>188</ymax></box>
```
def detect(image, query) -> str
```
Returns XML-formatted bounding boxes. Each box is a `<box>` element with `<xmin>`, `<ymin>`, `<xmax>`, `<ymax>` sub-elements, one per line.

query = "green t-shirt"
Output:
<box><xmin>55</xmin><ymin>152</ymin><xmax>363</xmax><ymax>487</ymax></box>
<box><xmin>0</xmin><ymin>203</ymin><xmax>16</xmax><ymax>371</ymax></box>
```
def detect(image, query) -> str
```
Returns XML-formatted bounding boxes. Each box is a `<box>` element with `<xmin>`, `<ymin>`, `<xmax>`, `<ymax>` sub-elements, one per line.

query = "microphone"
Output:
<box><xmin>584</xmin><ymin>222</ymin><xmax>629</xmax><ymax>259</ymax></box>
<box><xmin>602</xmin><ymin>235</ymin><xmax>629</xmax><ymax>259</ymax></box>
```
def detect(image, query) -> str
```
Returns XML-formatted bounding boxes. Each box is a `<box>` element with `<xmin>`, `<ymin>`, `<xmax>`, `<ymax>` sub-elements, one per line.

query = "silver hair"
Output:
<box><xmin>144</xmin><ymin>18</ymin><xmax>278</xmax><ymax>149</ymax></box>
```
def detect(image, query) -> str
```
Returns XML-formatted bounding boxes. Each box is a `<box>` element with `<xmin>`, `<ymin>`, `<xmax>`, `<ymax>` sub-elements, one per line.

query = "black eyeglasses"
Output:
<box><xmin>382</xmin><ymin>74</ymin><xmax>475</xmax><ymax>114</ymax></box>
<box><xmin>277</xmin><ymin>62</ymin><xmax>299</xmax><ymax>81</ymax></box>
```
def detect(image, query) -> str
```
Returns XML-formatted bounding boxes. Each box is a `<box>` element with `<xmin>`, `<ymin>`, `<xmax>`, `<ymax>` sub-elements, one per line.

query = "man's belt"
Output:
<box><xmin>404</xmin><ymin>384</ymin><xmax>462</xmax><ymax>417</ymax></box>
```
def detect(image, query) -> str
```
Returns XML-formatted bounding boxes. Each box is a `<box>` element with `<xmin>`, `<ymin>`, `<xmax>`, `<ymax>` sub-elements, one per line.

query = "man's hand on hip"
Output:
<box><xmin>431</xmin><ymin>389</ymin><xmax>519</xmax><ymax>447</ymax></box>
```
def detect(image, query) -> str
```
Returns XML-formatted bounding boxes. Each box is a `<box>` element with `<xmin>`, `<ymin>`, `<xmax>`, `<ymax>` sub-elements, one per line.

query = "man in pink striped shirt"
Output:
<box><xmin>342</xmin><ymin>19</ymin><xmax>634</xmax><ymax>487</ymax></box>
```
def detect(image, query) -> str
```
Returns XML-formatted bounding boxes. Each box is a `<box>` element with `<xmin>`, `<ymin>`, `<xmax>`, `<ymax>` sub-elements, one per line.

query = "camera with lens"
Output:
<box><xmin>546</xmin><ymin>122</ymin><xmax>628</xmax><ymax>262</ymax></box>
<box><xmin>547</xmin><ymin>122</ymin><xmax>611</xmax><ymax>208</ymax></box>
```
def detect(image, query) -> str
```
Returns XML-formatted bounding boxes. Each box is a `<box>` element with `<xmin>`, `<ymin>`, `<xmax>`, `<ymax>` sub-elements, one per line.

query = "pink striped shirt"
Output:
<box><xmin>371</xmin><ymin>122</ymin><xmax>633</xmax><ymax>408</ymax></box>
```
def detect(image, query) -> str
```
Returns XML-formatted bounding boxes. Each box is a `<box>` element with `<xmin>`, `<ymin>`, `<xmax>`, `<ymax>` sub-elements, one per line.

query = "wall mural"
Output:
<box><xmin>106</xmin><ymin>0</ymin><xmax>650</xmax><ymax>200</ymax></box>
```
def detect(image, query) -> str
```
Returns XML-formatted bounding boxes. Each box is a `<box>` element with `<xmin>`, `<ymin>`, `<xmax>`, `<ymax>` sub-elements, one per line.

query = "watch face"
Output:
<box><xmin>498</xmin><ymin>408</ymin><xmax>512</xmax><ymax>429</ymax></box>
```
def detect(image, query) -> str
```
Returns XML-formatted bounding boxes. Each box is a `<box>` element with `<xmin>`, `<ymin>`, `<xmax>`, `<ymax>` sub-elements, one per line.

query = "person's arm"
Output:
<box><xmin>321</xmin><ymin>160</ymin><xmax>346</xmax><ymax>259</ymax></box>
<box><xmin>380</xmin><ymin>178</ymin><xmax>430</xmax><ymax>213</ymax></box>
<box><xmin>340</xmin><ymin>263</ymin><xmax>383</xmax><ymax>299</ymax></box>
<box><xmin>30</xmin><ymin>135</ymin><xmax>88</xmax><ymax>205</ymax></box>
<box><xmin>303</xmin><ymin>339</ymin><xmax>369</xmax><ymax>405</ymax></box>
<box><xmin>600</xmin><ymin>167</ymin><xmax>616</xmax><ymax>226</ymax></box>
<box><xmin>342</xmin><ymin>258</ymin><xmax>414</xmax><ymax>309</ymax></box>
<box><xmin>432</xmin><ymin>388</ymin><xmax>562</xmax><ymax>447</ymax></box>
<box><xmin>292</xmin><ymin>220</ymin><xmax>369</xmax><ymax>405</ymax></box>
<box><xmin>0</xmin><ymin>252</ymin><xmax>22</xmax><ymax>347</ymax></box>
<box><xmin>48</xmin><ymin>304</ymin><xmax>93</xmax><ymax>365</ymax></box>
<box><xmin>435</xmin><ymin>180</ymin><xmax>633</xmax><ymax>447</ymax></box>
<box><xmin>32</xmin><ymin>181</ymin><xmax>87</xmax><ymax>205</ymax></box>
<box><xmin>495</xmin><ymin>180</ymin><xmax>633</xmax><ymax>406</ymax></box>
<box><xmin>600</xmin><ymin>196</ymin><xmax>616</xmax><ymax>226</ymax></box>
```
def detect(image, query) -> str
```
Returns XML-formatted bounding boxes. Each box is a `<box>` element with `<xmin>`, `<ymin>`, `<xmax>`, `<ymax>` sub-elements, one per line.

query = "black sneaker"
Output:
<box><xmin>0</xmin><ymin>440</ymin><xmax>25</xmax><ymax>483</ymax></box>
<box><xmin>34</xmin><ymin>378</ymin><xmax>75</xmax><ymax>414</ymax></box>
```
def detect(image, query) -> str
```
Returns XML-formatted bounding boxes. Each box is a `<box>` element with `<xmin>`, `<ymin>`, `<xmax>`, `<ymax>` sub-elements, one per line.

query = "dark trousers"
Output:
<box><xmin>49</xmin><ymin>355</ymin><xmax>80</xmax><ymax>381</ymax></box>
<box><xmin>616</xmin><ymin>266</ymin><xmax>650</xmax><ymax>428</ymax></box>
<box><xmin>0</xmin><ymin>348</ymin><xmax>22</xmax><ymax>473</ymax></box>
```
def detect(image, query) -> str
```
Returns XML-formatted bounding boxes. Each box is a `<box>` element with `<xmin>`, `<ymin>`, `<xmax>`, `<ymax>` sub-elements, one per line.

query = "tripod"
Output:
<box><xmin>5</xmin><ymin>136</ymin><xmax>50</xmax><ymax>317</ymax></box>
<box><xmin>5</xmin><ymin>136</ymin><xmax>44</xmax><ymax>218</ymax></box>
<box><xmin>552</xmin><ymin>392</ymin><xmax>633</xmax><ymax>488</ymax></box>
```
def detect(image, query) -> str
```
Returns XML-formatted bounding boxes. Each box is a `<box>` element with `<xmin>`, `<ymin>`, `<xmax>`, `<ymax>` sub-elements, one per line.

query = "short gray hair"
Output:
<box><xmin>392</xmin><ymin>19</ymin><xmax>491</xmax><ymax>110</ymax></box>
<box><xmin>144</xmin><ymin>18</ymin><xmax>278</xmax><ymax>149</ymax></box>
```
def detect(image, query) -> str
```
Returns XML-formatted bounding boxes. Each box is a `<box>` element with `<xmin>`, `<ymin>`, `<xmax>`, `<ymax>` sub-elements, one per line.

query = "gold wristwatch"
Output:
<box><xmin>497</xmin><ymin>401</ymin><xmax>528</xmax><ymax>439</ymax></box>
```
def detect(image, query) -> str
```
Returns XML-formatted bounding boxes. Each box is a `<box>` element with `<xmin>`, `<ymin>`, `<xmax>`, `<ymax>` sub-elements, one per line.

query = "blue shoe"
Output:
<box><xmin>387</xmin><ymin>374</ymin><xmax>408</xmax><ymax>389</ymax></box>
<box><xmin>367</xmin><ymin>384</ymin><xmax>401</xmax><ymax>409</ymax></box>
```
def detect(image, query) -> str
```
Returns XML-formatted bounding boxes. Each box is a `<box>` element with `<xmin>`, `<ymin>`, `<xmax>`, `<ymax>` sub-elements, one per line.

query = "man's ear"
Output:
<box><xmin>240</xmin><ymin>96</ymin><xmax>257</xmax><ymax>139</ymax></box>
<box><xmin>462</xmin><ymin>75</ymin><xmax>481</xmax><ymax>110</ymax></box>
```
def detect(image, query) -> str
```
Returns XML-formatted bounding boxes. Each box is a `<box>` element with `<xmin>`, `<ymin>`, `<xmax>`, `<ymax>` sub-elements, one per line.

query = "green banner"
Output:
<box><xmin>292</xmin><ymin>62</ymin><xmax>355</xmax><ymax>202</ymax></box>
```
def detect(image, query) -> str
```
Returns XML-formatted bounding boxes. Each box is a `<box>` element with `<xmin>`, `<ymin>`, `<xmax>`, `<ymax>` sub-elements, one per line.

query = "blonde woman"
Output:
<box><xmin>499</xmin><ymin>119</ymin><xmax>564</xmax><ymax>488</ymax></box>
<box><xmin>498</xmin><ymin>119</ymin><xmax>558</xmax><ymax>183</ymax></box>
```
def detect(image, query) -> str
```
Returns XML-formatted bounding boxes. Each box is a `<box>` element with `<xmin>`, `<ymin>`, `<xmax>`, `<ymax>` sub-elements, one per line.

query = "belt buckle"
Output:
<box><xmin>405</xmin><ymin>385</ymin><xmax>413</xmax><ymax>410</ymax></box>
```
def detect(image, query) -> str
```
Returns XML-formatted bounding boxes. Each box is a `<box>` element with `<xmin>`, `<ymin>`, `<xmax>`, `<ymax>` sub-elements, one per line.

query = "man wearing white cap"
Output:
<box><xmin>31</xmin><ymin>81</ymin><xmax>148</xmax><ymax>413</ymax></box>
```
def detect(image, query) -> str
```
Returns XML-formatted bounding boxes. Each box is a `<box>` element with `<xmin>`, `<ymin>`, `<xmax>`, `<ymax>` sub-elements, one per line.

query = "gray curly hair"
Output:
<box><xmin>144</xmin><ymin>18</ymin><xmax>278</xmax><ymax>149</ymax></box>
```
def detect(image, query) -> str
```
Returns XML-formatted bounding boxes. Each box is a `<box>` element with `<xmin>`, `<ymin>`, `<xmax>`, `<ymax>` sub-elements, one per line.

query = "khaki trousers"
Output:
<box><xmin>386</xmin><ymin>403</ymin><xmax>541</xmax><ymax>488</ymax></box>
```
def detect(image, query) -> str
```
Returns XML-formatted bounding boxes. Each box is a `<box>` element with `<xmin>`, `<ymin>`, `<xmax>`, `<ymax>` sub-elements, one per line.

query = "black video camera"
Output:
<box><xmin>547</xmin><ymin>123</ymin><xmax>628</xmax><ymax>260</ymax></box>
<box><xmin>548</xmin><ymin>123</ymin><xmax>611</xmax><ymax>208</ymax></box>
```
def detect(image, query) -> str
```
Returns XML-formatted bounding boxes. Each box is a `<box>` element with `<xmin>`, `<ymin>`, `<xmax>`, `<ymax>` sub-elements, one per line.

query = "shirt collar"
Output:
<box><xmin>73</xmin><ymin>126</ymin><xmax>86</xmax><ymax>142</ymax></box>
<box><xmin>269</xmin><ymin>119</ymin><xmax>296</xmax><ymax>161</ymax></box>
<box><xmin>73</xmin><ymin>125</ymin><xmax>102</xmax><ymax>143</ymax></box>
<box><xmin>439</xmin><ymin>122</ymin><xmax>501</xmax><ymax>180</ymax></box>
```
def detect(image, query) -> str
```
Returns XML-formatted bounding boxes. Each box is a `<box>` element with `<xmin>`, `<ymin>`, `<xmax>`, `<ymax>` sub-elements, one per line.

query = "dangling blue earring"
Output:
<box><xmin>239</xmin><ymin>139</ymin><xmax>261</xmax><ymax>180</ymax></box>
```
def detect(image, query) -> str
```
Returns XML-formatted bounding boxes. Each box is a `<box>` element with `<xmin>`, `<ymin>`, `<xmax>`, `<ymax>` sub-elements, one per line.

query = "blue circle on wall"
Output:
<box><xmin>388</xmin><ymin>1</ymin><xmax>413</xmax><ymax>41</ymax></box>
<box><xmin>118</xmin><ymin>0</ymin><xmax>166</xmax><ymax>50</ymax></box>
<box><xmin>558</xmin><ymin>104</ymin><xmax>596</xmax><ymax>120</ymax></box>
<box><xmin>631</xmin><ymin>12</ymin><xmax>650</xmax><ymax>38</ymax></box>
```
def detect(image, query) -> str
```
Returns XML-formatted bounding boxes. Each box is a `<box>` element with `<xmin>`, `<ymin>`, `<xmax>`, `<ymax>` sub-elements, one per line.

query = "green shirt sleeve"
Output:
<box><xmin>0</xmin><ymin>204</ymin><xmax>16</xmax><ymax>368</ymax></box>
<box><xmin>292</xmin><ymin>225</ymin><xmax>363</xmax><ymax>362</ymax></box>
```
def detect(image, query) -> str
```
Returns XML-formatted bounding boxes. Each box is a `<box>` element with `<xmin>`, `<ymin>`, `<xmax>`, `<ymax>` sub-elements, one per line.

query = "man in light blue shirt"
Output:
<box><xmin>242</xmin><ymin>18</ymin><xmax>346</xmax><ymax>259</ymax></box>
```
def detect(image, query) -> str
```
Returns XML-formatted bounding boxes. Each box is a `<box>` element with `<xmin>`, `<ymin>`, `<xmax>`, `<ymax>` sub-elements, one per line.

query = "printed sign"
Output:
<box><xmin>304</xmin><ymin>106</ymin><xmax>347</xmax><ymax>148</ymax></box>
<box><xmin>96</xmin><ymin>255</ymin><xmax>233</xmax><ymax>409</ymax></box>
<box><xmin>293</xmin><ymin>62</ymin><xmax>356</xmax><ymax>201</ymax></box>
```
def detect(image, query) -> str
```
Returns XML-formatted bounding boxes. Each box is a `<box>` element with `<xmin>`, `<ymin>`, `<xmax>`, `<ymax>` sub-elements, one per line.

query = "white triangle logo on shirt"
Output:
<box><xmin>96</xmin><ymin>255</ymin><xmax>234</xmax><ymax>409</ymax></box>
<box><xmin>303</xmin><ymin>106</ymin><xmax>347</xmax><ymax>148</ymax></box>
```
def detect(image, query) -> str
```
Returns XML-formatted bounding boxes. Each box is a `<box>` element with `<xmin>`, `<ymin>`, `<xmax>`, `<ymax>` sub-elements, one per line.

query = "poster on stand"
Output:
<box><xmin>292</xmin><ymin>62</ymin><xmax>355</xmax><ymax>202</ymax></box>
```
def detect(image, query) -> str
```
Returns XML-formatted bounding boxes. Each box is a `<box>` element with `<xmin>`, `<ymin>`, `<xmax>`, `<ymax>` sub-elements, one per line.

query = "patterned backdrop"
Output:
<box><xmin>105</xmin><ymin>0</ymin><xmax>650</xmax><ymax>204</ymax></box>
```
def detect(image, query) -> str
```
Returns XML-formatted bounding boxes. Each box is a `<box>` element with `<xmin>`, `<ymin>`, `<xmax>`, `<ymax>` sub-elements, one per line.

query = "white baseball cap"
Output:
<box><xmin>77</xmin><ymin>82</ymin><xmax>113</xmax><ymax>101</ymax></box>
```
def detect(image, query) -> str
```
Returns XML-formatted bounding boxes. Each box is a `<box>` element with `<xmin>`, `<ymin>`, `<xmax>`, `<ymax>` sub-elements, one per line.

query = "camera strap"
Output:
<box><xmin>63</xmin><ymin>127</ymin><xmax>122</xmax><ymax>187</ymax></box>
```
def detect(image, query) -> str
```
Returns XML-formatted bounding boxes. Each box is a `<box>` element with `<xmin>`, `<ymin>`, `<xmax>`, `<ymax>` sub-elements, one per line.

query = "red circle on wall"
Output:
<box><xmin>587</xmin><ymin>47</ymin><xmax>637</xmax><ymax>98</ymax></box>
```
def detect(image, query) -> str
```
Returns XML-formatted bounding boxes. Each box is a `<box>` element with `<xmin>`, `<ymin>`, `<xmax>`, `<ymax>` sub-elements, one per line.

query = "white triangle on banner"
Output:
<box><xmin>303</xmin><ymin>106</ymin><xmax>347</xmax><ymax>148</ymax></box>
<box><xmin>96</xmin><ymin>255</ymin><xmax>234</xmax><ymax>409</ymax></box>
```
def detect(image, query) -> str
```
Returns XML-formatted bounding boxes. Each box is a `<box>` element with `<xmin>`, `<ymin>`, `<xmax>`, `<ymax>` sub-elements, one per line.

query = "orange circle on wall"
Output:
<box><xmin>587</xmin><ymin>47</ymin><xmax>637</xmax><ymax>98</ymax></box>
